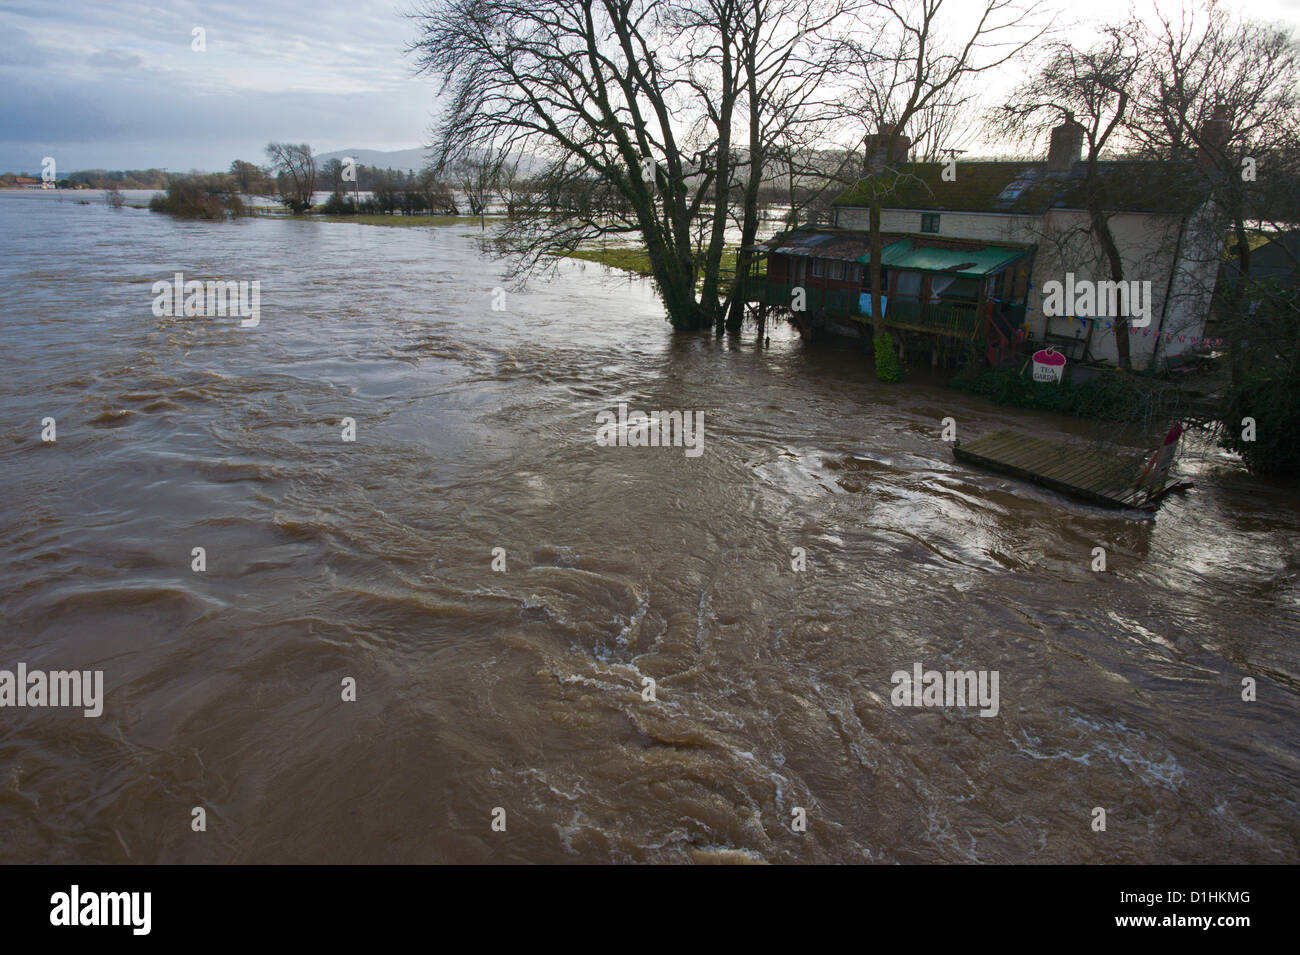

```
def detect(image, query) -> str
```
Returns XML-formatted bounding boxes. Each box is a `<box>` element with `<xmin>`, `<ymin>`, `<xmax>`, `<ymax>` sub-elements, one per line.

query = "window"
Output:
<box><xmin>894</xmin><ymin>271</ymin><xmax>923</xmax><ymax>300</ymax></box>
<box><xmin>921</xmin><ymin>213</ymin><xmax>941</xmax><ymax>234</ymax></box>
<box><xmin>849</xmin><ymin>263</ymin><xmax>863</xmax><ymax>283</ymax></box>
<box><xmin>932</xmin><ymin>276</ymin><xmax>981</xmax><ymax>303</ymax></box>
<box><xmin>812</xmin><ymin>258</ymin><xmax>825</xmax><ymax>277</ymax></box>
<box><xmin>997</xmin><ymin>176</ymin><xmax>1034</xmax><ymax>201</ymax></box>
<box><xmin>828</xmin><ymin>260</ymin><xmax>844</xmax><ymax>280</ymax></box>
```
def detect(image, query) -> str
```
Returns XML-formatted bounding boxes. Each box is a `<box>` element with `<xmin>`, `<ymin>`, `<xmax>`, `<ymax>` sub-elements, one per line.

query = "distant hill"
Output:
<box><xmin>316</xmin><ymin>147</ymin><xmax>433</xmax><ymax>173</ymax></box>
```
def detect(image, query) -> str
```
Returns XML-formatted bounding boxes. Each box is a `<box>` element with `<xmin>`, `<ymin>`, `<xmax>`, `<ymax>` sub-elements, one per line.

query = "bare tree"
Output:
<box><xmin>845</xmin><ymin>0</ymin><xmax>1045</xmax><ymax>378</ymax></box>
<box><xmin>910</xmin><ymin>78</ymin><xmax>980</xmax><ymax>163</ymax></box>
<box><xmin>768</xmin><ymin>143</ymin><xmax>859</xmax><ymax>230</ymax></box>
<box><xmin>450</xmin><ymin>155</ymin><xmax>499</xmax><ymax>227</ymax></box>
<box><xmin>496</xmin><ymin>159</ymin><xmax>535</xmax><ymax>218</ymax></box>
<box><xmin>265</xmin><ymin>142</ymin><xmax>317</xmax><ymax>213</ymax></box>
<box><xmin>995</xmin><ymin>23</ymin><xmax>1146</xmax><ymax>370</ymax></box>
<box><xmin>321</xmin><ymin>158</ymin><xmax>347</xmax><ymax>195</ymax></box>
<box><xmin>410</xmin><ymin>0</ymin><xmax>863</xmax><ymax>331</ymax></box>
<box><xmin>229</xmin><ymin>159</ymin><xmax>269</xmax><ymax>194</ymax></box>
<box><xmin>1130</xmin><ymin>0</ymin><xmax>1300</xmax><ymax>382</ymax></box>
<box><xmin>722</xmin><ymin>0</ymin><xmax>860</xmax><ymax>330</ymax></box>
<box><xmin>416</xmin><ymin>168</ymin><xmax>460</xmax><ymax>216</ymax></box>
<box><xmin>410</xmin><ymin>1</ymin><xmax>729</xmax><ymax>329</ymax></box>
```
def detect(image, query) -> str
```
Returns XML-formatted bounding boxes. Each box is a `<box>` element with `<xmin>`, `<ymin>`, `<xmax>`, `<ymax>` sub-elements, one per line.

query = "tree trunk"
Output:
<box><xmin>701</xmin><ymin>46</ymin><xmax>735</xmax><ymax>328</ymax></box>
<box><xmin>640</xmin><ymin>203</ymin><xmax>709</xmax><ymax>330</ymax></box>
<box><xmin>1229</xmin><ymin>213</ymin><xmax>1252</xmax><ymax>386</ymax></box>
<box><xmin>725</xmin><ymin>48</ymin><xmax>765</xmax><ymax>334</ymax></box>
<box><xmin>1092</xmin><ymin>208</ymin><xmax>1132</xmax><ymax>371</ymax></box>
<box><xmin>869</xmin><ymin>195</ymin><xmax>884</xmax><ymax>339</ymax></box>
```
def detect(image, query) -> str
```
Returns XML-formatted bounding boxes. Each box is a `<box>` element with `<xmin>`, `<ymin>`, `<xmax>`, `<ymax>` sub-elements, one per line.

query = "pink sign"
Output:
<box><xmin>1031</xmin><ymin>347</ymin><xmax>1066</xmax><ymax>383</ymax></box>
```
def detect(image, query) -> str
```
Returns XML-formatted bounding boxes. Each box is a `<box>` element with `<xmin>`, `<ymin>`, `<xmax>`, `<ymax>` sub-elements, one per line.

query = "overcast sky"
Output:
<box><xmin>1</xmin><ymin>0</ymin><xmax>1297</xmax><ymax>174</ymax></box>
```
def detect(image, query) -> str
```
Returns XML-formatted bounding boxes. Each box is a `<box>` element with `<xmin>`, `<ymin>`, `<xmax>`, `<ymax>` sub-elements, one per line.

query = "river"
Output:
<box><xmin>1</xmin><ymin>190</ymin><xmax>1296</xmax><ymax>863</ymax></box>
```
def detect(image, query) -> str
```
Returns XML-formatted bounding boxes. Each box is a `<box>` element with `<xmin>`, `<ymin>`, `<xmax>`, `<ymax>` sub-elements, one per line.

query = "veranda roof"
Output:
<box><xmin>863</xmin><ymin>239</ymin><xmax>1028</xmax><ymax>277</ymax></box>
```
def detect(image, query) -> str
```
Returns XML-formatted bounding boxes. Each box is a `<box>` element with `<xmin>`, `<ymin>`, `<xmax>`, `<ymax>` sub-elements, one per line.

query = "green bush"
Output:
<box><xmin>949</xmin><ymin>364</ymin><xmax>1149</xmax><ymax>421</ymax></box>
<box><xmin>874</xmin><ymin>331</ymin><xmax>903</xmax><ymax>382</ymax></box>
<box><xmin>321</xmin><ymin>192</ymin><xmax>357</xmax><ymax>215</ymax></box>
<box><xmin>1221</xmin><ymin>370</ymin><xmax>1300</xmax><ymax>477</ymax></box>
<box><xmin>148</xmin><ymin>178</ymin><xmax>246</xmax><ymax>219</ymax></box>
<box><xmin>1216</xmin><ymin>276</ymin><xmax>1300</xmax><ymax>476</ymax></box>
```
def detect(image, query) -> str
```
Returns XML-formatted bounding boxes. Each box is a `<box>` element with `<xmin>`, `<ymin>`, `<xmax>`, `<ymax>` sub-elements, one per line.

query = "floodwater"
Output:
<box><xmin>1</xmin><ymin>190</ymin><xmax>1296</xmax><ymax>864</ymax></box>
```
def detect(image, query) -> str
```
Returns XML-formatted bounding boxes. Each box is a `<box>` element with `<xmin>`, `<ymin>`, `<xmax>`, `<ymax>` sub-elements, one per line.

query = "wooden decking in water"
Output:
<box><xmin>953</xmin><ymin>428</ymin><xmax>1183</xmax><ymax>510</ymax></box>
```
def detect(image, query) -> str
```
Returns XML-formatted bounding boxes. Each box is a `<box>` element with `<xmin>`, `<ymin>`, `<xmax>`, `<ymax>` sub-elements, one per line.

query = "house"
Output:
<box><xmin>752</xmin><ymin>227</ymin><xmax>1036</xmax><ymax>364</ymax></box>
<box><xmin>746</xmin><ymin>118</ymin><xmax>1226</xmax><ymax>370</ymax></box>
<box><xmin>1213</xmin><ymin>231</ymin><xmax>1299</xmax><ymax>358</ymax></box>
<box><xmin>1219</xmin><ymin>231</ymin><xmax>1299</xmax><ymax>295</ymax></box>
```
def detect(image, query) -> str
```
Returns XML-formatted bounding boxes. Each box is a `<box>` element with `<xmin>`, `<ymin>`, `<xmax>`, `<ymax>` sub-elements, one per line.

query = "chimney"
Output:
<box><xmin>1197</xmin><ymin>104</ymin><xmax>1231</xmax><ymax>171</ymax></box>
<box><xmin>1046</xmin><ymin>113</ymin><xmax>1084</xmax><ymax>172</ymax></box>
<box><xmin>864</xmin><ymin>123</ymin><xmax>912</xmax><ymax>174</ymax></box>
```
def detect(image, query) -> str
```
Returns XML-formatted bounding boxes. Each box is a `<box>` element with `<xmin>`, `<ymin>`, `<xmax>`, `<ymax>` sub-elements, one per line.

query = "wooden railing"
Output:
<box><xmin>752</xmin><ymin>282</ymin><xmax>853</xmax><ymax>316</ymax></box>
<box><xmin>751</xmin><ymin>281</ymin><xmax>991</xmax><ymax>341</ymax></box>
<box><xmin>884</xmin><ymin>298</ymin><xmax>982</xmax><ymax>339</ymax></box>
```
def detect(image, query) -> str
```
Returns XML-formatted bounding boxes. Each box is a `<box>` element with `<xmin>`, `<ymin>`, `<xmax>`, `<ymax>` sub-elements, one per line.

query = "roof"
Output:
<box><xmin>746</xmin><ymin>229</ymin><xmax>879</xmax><ymax>260</ymax></box>
<box><xmin>832</xmin><ymin>159</ymin><xmax>1208</xmax><ymax>216</ymax></box>
<box><xmin>750</xmin><ymin>229</ymin><xmax>1032</xmax><ymax>275</ymax></box>
<box><xmin>869</xmin><ymin>239</ymin><xmax>1029</xmax><ymax>277</ymax></box>
<box><xmin>1247</xmin><ymin>232</ymin><xmax>1300</xmax><ymax>279</ymax></box>
<box><xmin>1220</xmin><ymin>231</ymin><xmax>1300</xmax><ymax>289</ymax></box>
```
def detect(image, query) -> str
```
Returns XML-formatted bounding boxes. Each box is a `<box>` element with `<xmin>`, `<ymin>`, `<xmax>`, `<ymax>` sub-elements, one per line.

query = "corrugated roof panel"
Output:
<box><xmin>861</xmin><ymin>240</ymin><xmax>1025</xmax><ymax>277</ymax></box>
<box><xmin>760</xmin><ymin>230</ymin><xmax>882</xmax><ymax>260</ymax></box>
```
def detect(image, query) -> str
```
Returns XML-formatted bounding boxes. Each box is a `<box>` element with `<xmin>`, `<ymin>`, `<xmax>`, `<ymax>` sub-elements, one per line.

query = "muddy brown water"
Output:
<box><xmin>1</xmin><ymin>193</ymin><xmax>1296</xmax><ymax>863</ymax></box>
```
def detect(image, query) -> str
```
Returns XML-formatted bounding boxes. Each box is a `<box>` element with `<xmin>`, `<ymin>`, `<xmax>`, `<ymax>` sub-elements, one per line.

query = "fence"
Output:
<box><xmin>750</xmin><ymin>281</ymin><xmax>989</xmax><ymax>341</ymax></box>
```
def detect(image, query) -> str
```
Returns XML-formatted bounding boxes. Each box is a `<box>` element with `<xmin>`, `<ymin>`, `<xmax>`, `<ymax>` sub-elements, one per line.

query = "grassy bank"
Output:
<box><xmin>565</xmin><ymin>245</ymin><xmax>655</xmax><ymax>276</ymax></box>
<box><xmin>564</xmin><ymin>244</ymin><xmax>752</xmax><ymax>282</ymax></box>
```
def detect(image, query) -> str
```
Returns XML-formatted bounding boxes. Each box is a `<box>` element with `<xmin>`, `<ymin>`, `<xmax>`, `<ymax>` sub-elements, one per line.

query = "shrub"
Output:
<box><xmin>148</xmin><ymin>177</ymin><xmax>245</xmax><ymax>219</ymax></box>
<box><xmin>321</xmin><ymin>192</ymin><xmax>357</xmax><ymax>215</ymax></box>
<box><xmin>1220</xmin><ymin>369</ymin><xmax>1300</xmax><ymax>478</ymax></box>
<box><xmin>874</xmin><ymin>331</ymin><xmax>903</xmax><ymax>382</ymax></box>
<box><xmin>949</xmin><ymin>364</ymin><xmax>1150</xmax><ymax>421</ymax></box>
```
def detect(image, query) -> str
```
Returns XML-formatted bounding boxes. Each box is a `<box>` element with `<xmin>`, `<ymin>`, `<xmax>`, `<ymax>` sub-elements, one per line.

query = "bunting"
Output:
<box><xmin>1044</xmin><ymin>315</ymin><xmax>1221</xmax><ymax>346</ymax></box>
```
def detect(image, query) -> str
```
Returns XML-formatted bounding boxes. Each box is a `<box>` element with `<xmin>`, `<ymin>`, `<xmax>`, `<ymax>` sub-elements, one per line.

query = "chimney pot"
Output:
<box><xmin>865</xmin><ymin>124</ymin><xmax>912</xmax><ymax>173</ymax></box>
<box><xmin>1198</xmin><ymin>104</ymin><xmax>1232</xmax><ymax>171</ymax></box>
<box><xmin>1047</xmin><ymin>114</ymin><xmax>1085</xmax><ymax>172</ymax></box>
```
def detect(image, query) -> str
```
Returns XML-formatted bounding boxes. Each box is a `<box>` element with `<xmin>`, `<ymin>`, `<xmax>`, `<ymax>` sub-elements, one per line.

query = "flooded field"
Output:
<box><xmin>1</xmin><ymin>192</ymin><xmax>1296</xmax><ymax>863</ymax></box>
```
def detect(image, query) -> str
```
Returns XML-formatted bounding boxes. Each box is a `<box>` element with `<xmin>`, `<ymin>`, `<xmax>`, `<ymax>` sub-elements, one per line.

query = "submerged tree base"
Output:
<box><xmin>874</xmin><ymin>332</ymin><xmax>905</xmax><ymax>382</ymax></box>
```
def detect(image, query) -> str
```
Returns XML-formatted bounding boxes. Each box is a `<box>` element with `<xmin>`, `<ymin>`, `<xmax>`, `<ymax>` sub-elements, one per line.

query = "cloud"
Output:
<box><xmin>0</xmin><ymin>27</ymin><xmax>47</xmax><ymax>66</ymax></box>
<box><xmin>1</xmin><ymin>0</ymin><xmax>1297</xmax><ymax>171</ymax></box>
<box><xmin>0</xmin><ymin>0</ymin><xmax>439</xmax><ymax>169</ymax></box>
<box><xmin>0</xmin><ymin>65</ymin><xmax>435</xmax><ymax>172</ymax></box>
<box><xmin>88</xmin><ymin>49</ymin><xmax>144</xmax><ymax>70</ymax></box>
